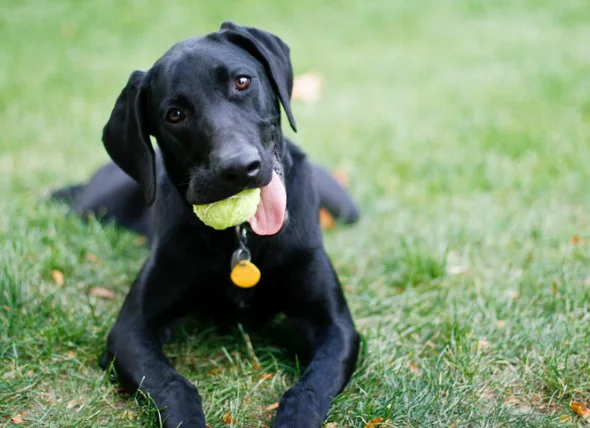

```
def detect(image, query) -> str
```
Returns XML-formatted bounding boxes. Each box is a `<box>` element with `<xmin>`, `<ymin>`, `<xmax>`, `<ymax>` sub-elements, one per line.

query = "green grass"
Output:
<box><xmin>2</xmin><ymin>0</ymin><xmax>590</xmax><ymax>426</ymax></box>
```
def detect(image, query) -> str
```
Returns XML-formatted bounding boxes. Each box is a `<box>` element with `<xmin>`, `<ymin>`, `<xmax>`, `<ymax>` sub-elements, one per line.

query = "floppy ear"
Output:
<box><xmin>102</xmin><ymin>70</ymin><xmax>156</xmax><ymax>205</ymax></box>
<box><xmin>220</xmin><ymin>22</ymin><xmax>297</xmax><ymax>132</ymax></box>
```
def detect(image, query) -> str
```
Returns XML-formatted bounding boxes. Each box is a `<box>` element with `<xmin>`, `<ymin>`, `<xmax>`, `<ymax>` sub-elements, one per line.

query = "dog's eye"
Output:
<box><xmin>166</xmin><ymin>108</ymin><xmax>185</xmax><ymax>123</ymax></box>
<box><xmin>235</xmin><ymin>76</ymin><xmax>251</xmax><ymax>91</ymax></box>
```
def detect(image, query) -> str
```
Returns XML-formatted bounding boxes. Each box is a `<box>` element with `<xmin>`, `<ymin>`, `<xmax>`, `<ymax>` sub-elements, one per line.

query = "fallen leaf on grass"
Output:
<box><xmin>408</xmin><ymin>363</ymin><xmax>421</xmax><ymax>375</ymax></box>
<box><xmin>292</xmin><ymin>72</ymin><xmax>324</xmax><ymax>103</ymax></box>
<box><xmin>364</xmin><ymin>417</ymin><xmax>384</xmax><ymax>428</ymax></box>
<box><xmin>496</xmin><ymin>320</ymin><xmax>507</xmax><ymax>328</ymax></box>
<box><xmin>570</xmin><ymin>401</ymin><xmax>590</xmax><ymax>419</ymax></box>
<box><xmin>325</xmin><ymin>423</ymin><xmax>338</xmax><ymax>428</ymax></box>
<box><xmin>223</xmin><ymin>412</ymin><xmax>237</xmax><ymax>425</ymax></box>
<box><xmin>259</xmin><ymin>373</ymin><xmax>273</xmax><ymax>380</ymax></box>
<box><xmin>559</xmin><ymin>415</ymin><xmax>571</xmax><ymax>422</ymax></box>
<box><xmin>253</xmin><ymin>363</ymin><xmax>260</xmax><ymax>370</ymax></box>
<box><xmin>89</xmin><ymin>287</ymin><xmax>115</xmax><ymax>299</ymax></box>
<box><xmin>122</xmin><ymin>410</ymin><xmax>135</xmax><ymax>420</ymax></box>
<box><xmin>332</xmin><ymin>169</ymin><xmax>349</xmax><ymax>187</ymax></box>
<box><xmin>51</xmin><ymin>270</ymin><xmax>64</xmax><ymax>286</ymax></box>
<box><xmin>11</xmin><ymin>413</ymin><xmax>25</xmax><ymax>424</ymax></box>
<box><xmin>264</xmin><ymin>402</ymin><xmax>279</xmax><ymax>411</ymax></box>
<box><xmin>477</xmin><ymin>339</ymin><xmax>490</xmax><ymax>350</ymax></box>
<box><xmin>66</xmin><ymin>399</ymin><xmax>78</xmax><ymax>409</ymax></box>
<box><xmin>319</xmin><ymin>208</ymin><xmax>335</xmax><ymax>230</ymax></box>
<box><xmin>569</xmin><ymin>235</ymin><xmax>583</xmax><ymax>245</ymax></box>
<box><xmin>84</xmin><ymin>253</ymin><xmax>101</xmax><ymax>264</ymax></box>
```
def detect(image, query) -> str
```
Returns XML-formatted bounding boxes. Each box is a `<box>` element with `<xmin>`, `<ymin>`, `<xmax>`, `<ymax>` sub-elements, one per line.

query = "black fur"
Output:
<box><xmin>53</xmin><ymin>22</ymin><xmax>359</xmax><ymax>428</ymax></box>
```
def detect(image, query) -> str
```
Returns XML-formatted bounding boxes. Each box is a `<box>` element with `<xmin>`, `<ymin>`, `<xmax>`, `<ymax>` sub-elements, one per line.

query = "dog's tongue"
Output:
<box><xmin>249</xmin><ymin>172</ymin><xmax>286</xmax><ymax>236</ymax></box>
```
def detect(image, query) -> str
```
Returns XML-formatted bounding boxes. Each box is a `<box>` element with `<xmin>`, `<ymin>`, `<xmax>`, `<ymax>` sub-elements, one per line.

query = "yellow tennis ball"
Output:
<box><xmin>193</xmin><ymin>188</ymin><xmax>261</xmax><ymax>230</ymax></box>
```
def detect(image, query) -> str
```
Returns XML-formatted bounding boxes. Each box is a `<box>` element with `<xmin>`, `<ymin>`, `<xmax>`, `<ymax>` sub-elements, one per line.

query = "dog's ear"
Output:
<box><xmin>102</xmin><ymin>70</ymin><xmax>156</xmax><ymax>205</ymax></box>
<box><xmin>220</xmin><ymin>22</ymin><xmax>297</xmax><ymax>132</ymax></box>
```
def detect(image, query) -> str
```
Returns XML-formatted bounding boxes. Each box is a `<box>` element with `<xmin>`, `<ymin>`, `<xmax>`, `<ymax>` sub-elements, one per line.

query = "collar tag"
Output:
<box><xmin>230</xmin><ymin>226</ymin><xmax>261</xmax><ymax>288</ymax></box>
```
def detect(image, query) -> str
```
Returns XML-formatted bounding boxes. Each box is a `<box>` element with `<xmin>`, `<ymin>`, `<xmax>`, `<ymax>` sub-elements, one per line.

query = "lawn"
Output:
<box><xmin>1</xmin><ymin>0</ymin><xmax>590</xmax><ymax>426</ymax></box>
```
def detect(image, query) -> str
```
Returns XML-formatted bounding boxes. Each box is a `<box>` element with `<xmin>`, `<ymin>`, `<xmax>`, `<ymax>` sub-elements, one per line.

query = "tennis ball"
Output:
<box><xmin>193</xmin><ymin>188</ymin><xmax>261</xmax><ymax>230</ymax></box>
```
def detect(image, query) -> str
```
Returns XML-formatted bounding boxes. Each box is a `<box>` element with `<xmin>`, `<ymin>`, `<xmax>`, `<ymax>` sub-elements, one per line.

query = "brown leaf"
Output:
<box><xmin>84</xmin><ymin>253</ymin><xmax>100</xmax><ymax>264</ymax></box>
<box><xmin>570</xmin><ymin>235</ymin><xmax>582</xmax><ymax>245</ymax></box>
<box><xmin>570</xmin><ymin>401</ymin><xmax>590</xmax><ymax>419</ymax></box>
<box><xmin>253</xmin><ymin>363</ymin><xmax>260</xmax><ymax>370</ymax></box>
<box><xmin>135</xmin><ymin>235</ymin><xmax>147</xmax><ymax>246</ymax></box>
<box><xmin>89</xmin><ymin>287</ymin><xmax>115</xmax><ymax>299</ymax></box>
<box><xmin>222</xmin><ymin>412</ymin><xmax>237</xmax><ymax>425</ymax></box>
<box><xmin>326</xmin><ymin>423</ymin><xmax>338</xmax><ymax>428</ymax></box>
<box><xmin>364</xmin><ymin>417</ymin><xmax>384</xmax><ymax>428</ymax></box>
<box><xmin>477</xmin><ymin>339</ymin><xmax>490</xmax><ymax>350</ymax></box>
<box><xmin>292</xmin><ymin>72</ymin><xmax>324</xmax><ymax>104</ymax></box>
<box><xmin>264</xmin><ymin>402</ymin><xmax>279</xmax><ymax>411</ymax></box>
<box><xmin>559</xmin><ymin>415</ymin><xmax>571</xmax><ymax>422</ymax></box>
<box><xmin>408</xmin><ymin>363</ymin><xmax>421</xmax><ymax>375</ymax></box>
<box><xmin>259</xmin><ymin>373</ymin><xmax>273</xmax><ymax>380</ymax></box>
<box><xmin>319</xmin><ymin>208</ymin><xmax>335</xmax><ymax>230</ymax></box>
<box><xmin>332</xmin><ymin>169</ymin><xmax>350</xmax><ymax>187</ymax></box>
<box><xmin>505</xmin><ymin>396</ymin><xmax>520</xmax><ymax>405</ymax></box>
<box><xmin>208</xmin><ymin>368</ymin><xmax>222</xmax><ymax>376</ymax></box>
<box><xmin>51</xmin><ymin>270</ymin><xmax>64</xmax><ymax>286</ymax></box>
<box><xmin>11</xmin><ymin>413</ymin><xmax>25</xmax><ymax>424</ymax></box>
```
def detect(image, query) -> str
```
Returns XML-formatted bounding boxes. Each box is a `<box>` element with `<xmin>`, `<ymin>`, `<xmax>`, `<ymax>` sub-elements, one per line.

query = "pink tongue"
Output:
<box><xmin>249</xmin><ymin>171</ymin><xmax>286</xmax><ymax>236</ymax></box>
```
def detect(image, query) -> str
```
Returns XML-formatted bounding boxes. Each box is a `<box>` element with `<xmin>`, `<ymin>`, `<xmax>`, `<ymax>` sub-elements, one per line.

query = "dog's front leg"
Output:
<box><xmin>273</xmin><ymin>250</ymin><xmax>360</xmax><ymax>428</ymax></box>
<box><xmin>101</xmin><ymin>256</ymin><xmax>206</xmax><ymax>428</ymax></box>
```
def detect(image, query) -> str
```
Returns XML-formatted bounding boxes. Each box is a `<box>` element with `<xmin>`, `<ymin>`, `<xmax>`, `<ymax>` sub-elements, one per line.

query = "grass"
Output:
<box><xmin>1</xmin><ymin>0</ymin><xmax>590</xmax><ymax>426</ymax></box>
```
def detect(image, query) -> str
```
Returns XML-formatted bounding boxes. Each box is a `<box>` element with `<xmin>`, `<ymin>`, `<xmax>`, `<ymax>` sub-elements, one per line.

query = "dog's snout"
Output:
<box><xmin>214</xmin><ymin>148</ymin><xmax>263</xmax><ymax>185</ymax></box>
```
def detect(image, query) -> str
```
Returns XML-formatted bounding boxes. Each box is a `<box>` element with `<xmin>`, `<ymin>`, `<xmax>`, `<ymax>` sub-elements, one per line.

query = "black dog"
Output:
<box><xmin>53</xmin><ymin>22</ymin><xmax>360</xmax><ymax>428</ymax></box>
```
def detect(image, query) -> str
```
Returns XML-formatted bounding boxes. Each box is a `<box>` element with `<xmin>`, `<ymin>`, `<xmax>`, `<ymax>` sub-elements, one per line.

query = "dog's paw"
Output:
<box><xmin>272</xmin><ymin>386</ymin><xmax>324</xmax><ymax>428</ymax></box>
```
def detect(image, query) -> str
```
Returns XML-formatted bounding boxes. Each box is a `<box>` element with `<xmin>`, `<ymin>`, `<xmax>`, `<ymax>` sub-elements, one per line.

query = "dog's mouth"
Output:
<box><xmin>248</xmin><ymin>170</ymin><xmax>286</xmax><ymax>236</ymax></box>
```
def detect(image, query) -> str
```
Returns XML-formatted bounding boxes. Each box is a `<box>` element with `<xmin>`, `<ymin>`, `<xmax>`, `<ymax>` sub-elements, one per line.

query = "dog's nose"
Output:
<box><xmin>214</xmin><ymin>148</ymin><xmax>262</xmax><ymax>185</ymax></box>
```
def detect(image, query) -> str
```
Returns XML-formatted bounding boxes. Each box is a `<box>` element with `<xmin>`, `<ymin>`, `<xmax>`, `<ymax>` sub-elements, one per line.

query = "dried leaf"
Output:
<box><xmin>11</xmin><ymin>413</ymin><xmax>25</xmax><ymax>424</ymax></box>
<box><xmin>84</xmin><ymin>253</ymin><xmax>100</xmax><ymax>264</ymax></box>
<box><xmin>222</xmin><ymin>412</ymin><xmax>237</xmax><ymax>425</ymax></box>
<box><xmin>66</xmin><ymin>399</ymin><xmax>78</xmax><ymax>409</ymax></box>
<box><xmin>89</xmin><ymin>287</ymin><xmax>115</xmax><ymax>299</ymax></box>
<box><xmin>208</xmin><ymin>368</ymin><xmax>222</xmax><ymax>376</ymax></box>
<box><xmin>264</xmin><ymin>402</ymin><xmax>279</xmax><ymax>411</ymax></box>
<box><xmin>51</xmin><ymin>270</ymin><xmax>64</xmax><ymax>286</ymax></box>
<box><xmin>477</xmin><ymin>339</ymin><xmax>490</xmax><ymax>350</ymax></box>
<box><xmin>67</xmin><ymin>351</ymin><xmax>77</xmax><ymax>358</ymax></box>
<box><xmin>259</xmin><ymin>373</ymin><xmax>273</xmax><ymax>380</ymax></box>
<box><xmin>570</xmin><ymin>401</ymin><xmax>590</xmax><ymax>419</ymax></box>
<box><xmin>364</xmin><ymin>417</ymin><xmax>384</xmax><ymax>428</ymax></box>
<box><xmin>319</xmin><ymin>208</ymin><xmax>335</xmax><ymax>230</ymax></box>
<box><xmin>253</xmin><ymin>363</ymin><xmax>260</xmax><ymax>370</ymax></box>
<box><xmin>122</xmin><ymin>410</ymin><xmax>135</xmax><ymax>420</ymax></box>
<box><xmin>332</xmin><ymin>169</ymin><xmax>350</xmax><ymax>187</ymax></box>
<box><xmin>408</xmin><ymin>363</ymin><xmax>421</xmax><ymax>375</ymax></box>
<box><xmin>570</xmin><ymin>235</ymin><xmax>582</xmax><ymax>245</ymax></box>
<box><xmin>292</xmin><ymin>72</ymin><xmax>324</xmax><ymax>103</ymax></box>
<box><xmin>326</xmin><ymin>423</ymin><xmax>338</xmax><ymax>428</ymax></box>
<box><xmin>559</xmin><ymin>415</ymin><xmax>571</xmax><ymax>422</ymax></box>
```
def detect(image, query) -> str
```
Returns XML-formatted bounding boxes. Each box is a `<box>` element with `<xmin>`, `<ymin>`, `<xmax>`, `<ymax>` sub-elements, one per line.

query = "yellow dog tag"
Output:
<box><xmin>230</xmin><ymin>260</ymin><xmax>261</xmax><ymax>288</ymax></box>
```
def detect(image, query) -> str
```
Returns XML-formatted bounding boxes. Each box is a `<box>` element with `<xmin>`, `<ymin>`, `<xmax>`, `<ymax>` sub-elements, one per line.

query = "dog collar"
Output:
<box><xmin>230</xmin><ymin>225</ymin><xmax>261</xmax><ymax>288</ymax></box>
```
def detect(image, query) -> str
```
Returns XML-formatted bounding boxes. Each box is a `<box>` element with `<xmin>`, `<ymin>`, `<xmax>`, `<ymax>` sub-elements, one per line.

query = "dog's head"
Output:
<box><xmin>102</xmin><ymin>22</ymin><xmax>297</xmax><ymax>235</ymax></box>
